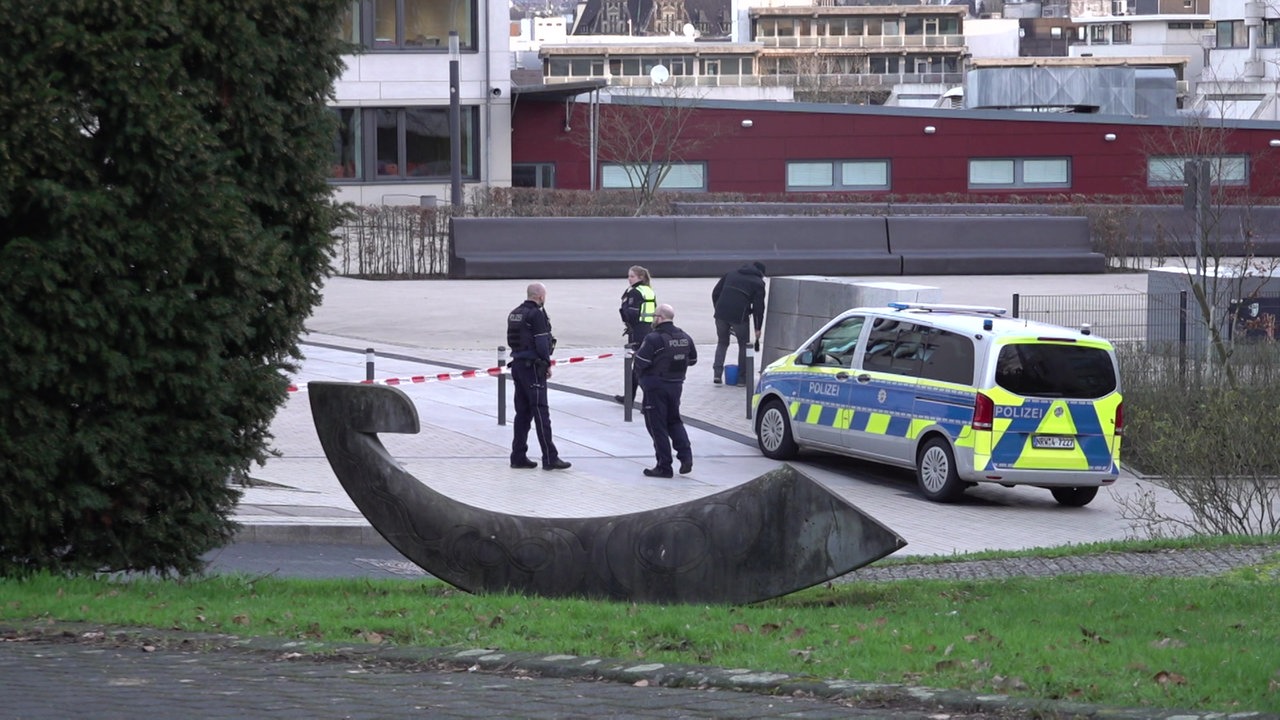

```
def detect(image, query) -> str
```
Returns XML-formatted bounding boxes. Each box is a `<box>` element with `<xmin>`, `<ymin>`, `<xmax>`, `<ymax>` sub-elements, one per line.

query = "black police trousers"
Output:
<box><xmin>640</xmin><ymin>379</ymin><xmax>691</xmax><ymax>473</ymax></box>
<box><xmin>510</xmin><ymin>360</ymin><xmax>560</xmax><ymax>467</ymax></box>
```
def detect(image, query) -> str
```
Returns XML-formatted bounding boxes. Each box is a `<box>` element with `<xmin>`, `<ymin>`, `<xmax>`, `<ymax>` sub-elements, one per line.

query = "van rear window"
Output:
<box><xmin>995</xmin><ymin>343</ymin><xmax>1117</xmax><ymax>398</ymax></box>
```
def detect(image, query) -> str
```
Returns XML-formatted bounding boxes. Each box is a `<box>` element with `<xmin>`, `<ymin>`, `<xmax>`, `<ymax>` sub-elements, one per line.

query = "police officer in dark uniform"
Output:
<box><xmin>633</xmin><ymin>303</ymin><xmax>697</xmax><ymax>478</ymax></box>
<box><xmin>507</xmin><ymin>282</ymin><xmax>571</xmax><ymax>471</ymax></box>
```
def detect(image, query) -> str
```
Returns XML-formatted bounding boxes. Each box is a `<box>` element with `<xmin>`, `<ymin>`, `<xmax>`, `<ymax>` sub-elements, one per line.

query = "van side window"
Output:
<box><xmin>862</xmin><ymin>318</ymin><xmax>923</xmax><ymax>377</ymax></box>
<box><xmin>814</xmin><ymin>316</ymin><xmax>865</xmax><ymax>367</ymax></box>
<box><xmin>918</xmin><ymin>328</ymin><xmax>975</xmax><ymax>385</ymax></box>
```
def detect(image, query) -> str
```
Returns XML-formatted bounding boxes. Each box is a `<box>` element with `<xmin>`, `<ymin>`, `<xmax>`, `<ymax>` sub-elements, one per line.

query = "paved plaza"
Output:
<box><xmin>238</xmin><ymin>270</ymin><xmax>1191</xmax><ymax>557</ymax></box>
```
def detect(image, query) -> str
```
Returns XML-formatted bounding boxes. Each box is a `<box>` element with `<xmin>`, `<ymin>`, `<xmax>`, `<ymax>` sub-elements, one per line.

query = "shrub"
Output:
<box><xmin>1117</xmin><ymin>346</ymin><xmax>1280</xmax><ymax>536</ymax></box>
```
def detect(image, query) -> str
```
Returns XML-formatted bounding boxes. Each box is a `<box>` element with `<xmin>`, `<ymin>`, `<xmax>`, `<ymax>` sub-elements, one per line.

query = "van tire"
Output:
<box><xmin>757</xmin><ymin>399</ymin><xmax>799</xmax><ymax>460</ymax></box>
<box><xmin>916</xmin><ymin>438</ymin><xmax>965</xmax><ymax>502</ymax></box>
<box><xmin>1050</xmin><ymin>486</ymin><xmax>1098</xmax><ymax>507</ymax></box>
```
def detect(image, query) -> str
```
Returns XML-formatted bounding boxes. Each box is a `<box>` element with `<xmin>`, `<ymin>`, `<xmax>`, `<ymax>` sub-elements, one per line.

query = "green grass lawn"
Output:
<box><xmin>3</xmin><ymin>539</ymin><xmax>1278</xmax><ymax>714</ymax></box>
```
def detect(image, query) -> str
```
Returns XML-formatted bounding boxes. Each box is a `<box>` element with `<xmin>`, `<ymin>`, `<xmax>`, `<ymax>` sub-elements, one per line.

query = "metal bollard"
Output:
<box><xmin>497</xmin><ymin>345</ymin><xmax>507</xmax><ymax>426</ymax></box>
<box><xmin>365</xmin><ymin>348</ymin><xmax>375</xmax><ymax>382</ymax></box>
<box><xmin>744</xmin><ymin>346</ymin><xmax>755</xmax><ymax>420</ymax></box>
<box><xmin>623</xmin><ymin>345</ymin><xmax>635</xmax><ymax>423</ymax></box>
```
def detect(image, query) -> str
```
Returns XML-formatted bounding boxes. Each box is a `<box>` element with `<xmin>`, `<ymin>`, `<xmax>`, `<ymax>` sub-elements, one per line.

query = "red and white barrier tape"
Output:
<box><xmin>286</xmin><ymin>352</ymin><xmax>614</xmax><ymax>393</ymax></box>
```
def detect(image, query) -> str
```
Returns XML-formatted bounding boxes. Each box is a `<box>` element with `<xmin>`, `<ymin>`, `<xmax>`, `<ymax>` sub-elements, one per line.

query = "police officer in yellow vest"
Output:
<box><xmin>616</xmin><ymin>265</ymin><xmax>656</xmax><ymax>405</ymax></box>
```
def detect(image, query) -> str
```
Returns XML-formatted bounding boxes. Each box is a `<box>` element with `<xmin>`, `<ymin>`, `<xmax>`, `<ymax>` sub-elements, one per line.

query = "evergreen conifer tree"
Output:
<box><xmin>0</xmin><ymin>1</ymin><xmax>349</xmax><ymax>575</ymax></box>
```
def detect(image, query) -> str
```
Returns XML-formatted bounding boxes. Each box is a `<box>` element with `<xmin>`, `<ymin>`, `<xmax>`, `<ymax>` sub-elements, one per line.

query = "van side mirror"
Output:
<box><xmin>798</xmin><ymin>350</ymin><xmax>815</xmax><ymax>365</ymax></box>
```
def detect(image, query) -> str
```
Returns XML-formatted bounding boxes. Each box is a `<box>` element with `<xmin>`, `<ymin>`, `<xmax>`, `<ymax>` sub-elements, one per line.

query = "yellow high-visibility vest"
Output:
<box><xmin>636</xmin><ymin>284</ymin><xmax>656</xmax><ymax>324</ymax></box>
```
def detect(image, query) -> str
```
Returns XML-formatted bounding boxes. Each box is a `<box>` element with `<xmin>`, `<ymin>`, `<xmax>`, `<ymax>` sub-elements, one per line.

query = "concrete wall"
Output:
<box><xmin>450</xmin><ymin>215</ymin><xmax>1103</xmax><ymax>279</ymax></box>
<box><xmin>761</xmin><ymin>277</ymin><xmax>941</xmax><ymax>367</ymax></box>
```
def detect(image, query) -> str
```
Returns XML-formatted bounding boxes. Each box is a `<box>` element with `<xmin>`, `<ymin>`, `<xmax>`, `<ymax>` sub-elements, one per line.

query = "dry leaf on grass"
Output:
<box><xmin>1153</xmin><ymin>670</ymin><xmax>1187</xmax><ymax>686</ymax></box>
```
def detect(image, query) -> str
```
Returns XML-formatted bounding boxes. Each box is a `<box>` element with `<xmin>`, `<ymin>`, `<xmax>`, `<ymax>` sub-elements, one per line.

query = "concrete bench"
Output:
<box><xmin>887</xmin><ymin>216</ymin><xmax>1105</xmax><ymax>274</ymax></box>
<box><xmin>450</xmin><ymin>216</ymin><xmax>900</xmax><ymax>279</ymax></box>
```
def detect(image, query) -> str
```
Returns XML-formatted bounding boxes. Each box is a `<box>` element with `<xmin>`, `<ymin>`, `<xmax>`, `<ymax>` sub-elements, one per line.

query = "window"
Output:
<box><xmin>969</xmin><ymin>158</ymin><xmax>1070</xmax><ymax>189</ymax></box>
<box><xmin>1147</xmin><ymin>156</ymin><xmax>1248</xmax><ymax>187</ymax></box>
<box><xmin>995</xmin><ymin>343</ymin><xmax>1117</xmax><ymax>398</ymax></box>
<box><xmin>330</xmin><ymin>108</ymin><xmax>361</xmax><ymax>180</ymax></box>
<box><xmin>917</xmin><ymin>329</ymin><xmax>974</xmax><ymax>385</ymax></box>
<box><xmin>786</xmin><ymin>160</ymin><xmax>890</xmax><ymax>191</ymax></box>
<box><xmin>330</xmin><ymin>107</ymin><xmax>478</xmax><ymax>182</ymax></box>
<box><xmin>513</xmin><ymin>164</ymin><xmax>555</xmax><ymax>189</ymax></box>
<box><xmin>601</xmin><ymin>163</ymin><xmax>707</xmax><ymax>191</ymax></box>
<box><xmin>861</xmin><ymin>319</ymin><xmax>924</xmax><ymax>376</ymax></box>
<box><xmin>787</xmin><ymin>162</ymin><xmax>833</xmax><ymax>188</ymax></box>
<box><xmin>810</xmin><ymin>316</ymin><xmax>866</xmax><ymax>368</ymax></box>
<box><xmin>1216</xmin><ymin>20</ymin><xmax>1247</xmax><ymax>49</ymax></box>
<box><xmin>338</xmin><ymin>0</ymin><xmax>361</xmax><ymax>44</ymax></box>
<box><xmin>365</xmin><ymin>0</ymin><xmax>474</xmax><ymax>51</ymax></box>
<box><xmin>1264</xmin><ymin>19</ymin><xmax>1280</xmax><ymax>47</ymax></box>
<box><xmin>869</xmin><ymin>56</ymin><xmax>901</xmax><ymax>73</ymax></box>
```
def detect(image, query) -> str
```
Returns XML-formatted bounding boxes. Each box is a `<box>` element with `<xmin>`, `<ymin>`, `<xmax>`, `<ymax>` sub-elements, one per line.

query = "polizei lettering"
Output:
<box><xmin>994</xmin><ymin>405</ymin><xmax>1043</xmax><ymax>420</ymax></box>
<box><xmin>807</xmin><ymin>381</ymin><xmax>841</xmax><ymax>398</ymax></box>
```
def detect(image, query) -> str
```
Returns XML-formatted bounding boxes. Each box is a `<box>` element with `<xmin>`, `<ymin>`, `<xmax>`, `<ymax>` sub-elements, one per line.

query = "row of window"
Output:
<box><xmin>330</xmin><ymin>107</ymin><xmax>479</xmax><ymax>182</ymax></box>
<box><xmin>543</xmin><ymin>54</ymin><xmax>961</xmax><ymax>79</ymax></box>
<box><xmin>812</xmin><ymin>316</ymin><xmax>974</xmax><ymax>385</ymax></box>
<box><xmin>545</xmin><ymin>56</ymin><xmax>755</xmax><ymax>79</ymax></box>
<box><xmin>339</xmin><ymin>0</ymin><xmax>476</xmax><ymax>51</ymax></box>
<box><xmin>787</xmin><ymin>158</ymin><xmax>1072</xmax><ymax>191</ymax></box>
<box><xmin>567</xmin><ymin>155</ymin><xmax>1250</xmax><ymax>192</ymax></box>
<box><xmin>754</xmin><ymin>16</ymin><xmax>962</xmax><ymax>39</ymax></box>
<box><xmin>1215</xmin><ymin>19</ymin><xmax>1280</xmax><ymax>49</ymax></box>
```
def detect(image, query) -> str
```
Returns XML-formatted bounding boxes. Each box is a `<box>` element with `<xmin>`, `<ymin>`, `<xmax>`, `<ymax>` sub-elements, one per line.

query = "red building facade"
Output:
<box><xmin>510</xmin><ymin>96</ymin><xmax>1280</xmax><ymax>199</ymax></box>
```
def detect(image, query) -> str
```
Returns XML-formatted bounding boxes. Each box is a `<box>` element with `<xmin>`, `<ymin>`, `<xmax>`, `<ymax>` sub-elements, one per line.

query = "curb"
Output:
<box><xmin>8</xmin><ymin>623</ymin><xmax>1275</xmax><ymax>720</ymax></box>
<box><xmin>231</xmin><ymin>523</ymin><xmax>389</xmax><ymax>546</ymax></box>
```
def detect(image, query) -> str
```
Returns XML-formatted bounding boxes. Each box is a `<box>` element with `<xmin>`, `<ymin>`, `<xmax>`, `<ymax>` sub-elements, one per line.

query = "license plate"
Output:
<box><xmin>1032</xmin><ymin>435</ymin><xmax>1075</xmax><ymax>450</ymax></box>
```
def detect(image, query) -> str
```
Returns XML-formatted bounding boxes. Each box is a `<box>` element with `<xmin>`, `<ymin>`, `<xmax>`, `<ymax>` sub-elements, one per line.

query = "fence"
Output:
<box><xmin>1013</xmin><ymin>290</ymin><xmax>1280</xmax><ymax>350</ymax></box>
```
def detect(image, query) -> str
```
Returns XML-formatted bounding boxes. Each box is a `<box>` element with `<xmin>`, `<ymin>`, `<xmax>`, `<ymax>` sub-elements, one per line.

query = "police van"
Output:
<box><xmin>753</xmin><ymin>302</ymin><xmax>1122</xmax><ymax>506</ymax></box>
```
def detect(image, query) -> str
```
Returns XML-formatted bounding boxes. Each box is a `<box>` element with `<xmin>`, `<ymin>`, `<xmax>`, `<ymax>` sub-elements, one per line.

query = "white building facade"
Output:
<box><xmin>329</xmin><ymin>0</ymin><xmax>513</xmax><ymax>207</ymax></box>
<box><xmin>1195</xmin><ymin>0</ymin><xmax>1280</xmax><ymax>119</ymax></box>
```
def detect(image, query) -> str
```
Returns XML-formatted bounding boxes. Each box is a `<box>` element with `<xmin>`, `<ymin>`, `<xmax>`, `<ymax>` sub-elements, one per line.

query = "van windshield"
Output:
<box><xmin>994</xmin><ymin>343</ymin><xmax>1117</xmax><ymax>398</ymax></box>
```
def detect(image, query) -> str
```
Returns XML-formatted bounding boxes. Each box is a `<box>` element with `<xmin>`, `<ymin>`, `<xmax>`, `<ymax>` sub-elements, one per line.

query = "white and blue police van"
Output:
<box><xmin>753</xmin><ymin>302</ymin><xmax>1123</xmax><ymax>506</ymax></box>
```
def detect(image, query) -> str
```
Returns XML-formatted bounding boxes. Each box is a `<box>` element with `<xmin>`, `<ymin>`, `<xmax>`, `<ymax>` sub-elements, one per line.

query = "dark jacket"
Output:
<box><xmin>711</xmin><ymin>264</ymin><xmax>766</xmax><ymax>332</ymax></box>
<box><xmin>507</xmin><ymin>300</ymin><xmax>554</xmax><ymax>363</ymax></box>
<box><xmin>634</xmin><ymin>321</ymin><xmax>698</xmax><ymax>384</ymax></box>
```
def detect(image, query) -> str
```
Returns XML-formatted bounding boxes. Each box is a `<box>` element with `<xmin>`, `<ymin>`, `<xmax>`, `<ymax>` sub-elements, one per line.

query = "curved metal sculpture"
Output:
<box><xmin>309</xmin><ymin>381</ymin><xmax>906</xmax><ymax>604</ymax></box>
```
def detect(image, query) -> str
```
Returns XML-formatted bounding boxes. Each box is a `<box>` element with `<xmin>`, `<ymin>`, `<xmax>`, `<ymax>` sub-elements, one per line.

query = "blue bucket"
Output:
<box><xmin>724</xmin><ymin>364</ymin><xmax>739</xmax><ymax>386</ymax></box>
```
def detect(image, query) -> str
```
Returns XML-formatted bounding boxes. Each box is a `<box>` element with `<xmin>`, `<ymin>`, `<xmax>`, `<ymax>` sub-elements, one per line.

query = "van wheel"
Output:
<box><xmin>1050</xmin><ymin>486</ymin><xmax>1098</xmax><ymax>507</ymax></box>
<box><xmin>916</xmin><ymin>438</ymin><xmax>965</xmax><ymax>502</ymax></box>
<box><xmin>756</xmin><ymin>400</ymin><xmax>798</xmax><ymax>460</ymax></box>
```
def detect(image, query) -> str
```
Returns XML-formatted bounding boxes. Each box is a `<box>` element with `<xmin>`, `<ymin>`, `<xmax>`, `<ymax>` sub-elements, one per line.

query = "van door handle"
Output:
<box><xmin>836</xmin><ymin>371</ymin><xmax>850</xmax><ymax>380</ymax></box>
<box><xmin>856</xmin><ymin>374</ymin><xmax>871</xmax><ymax>383</ymax></box>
